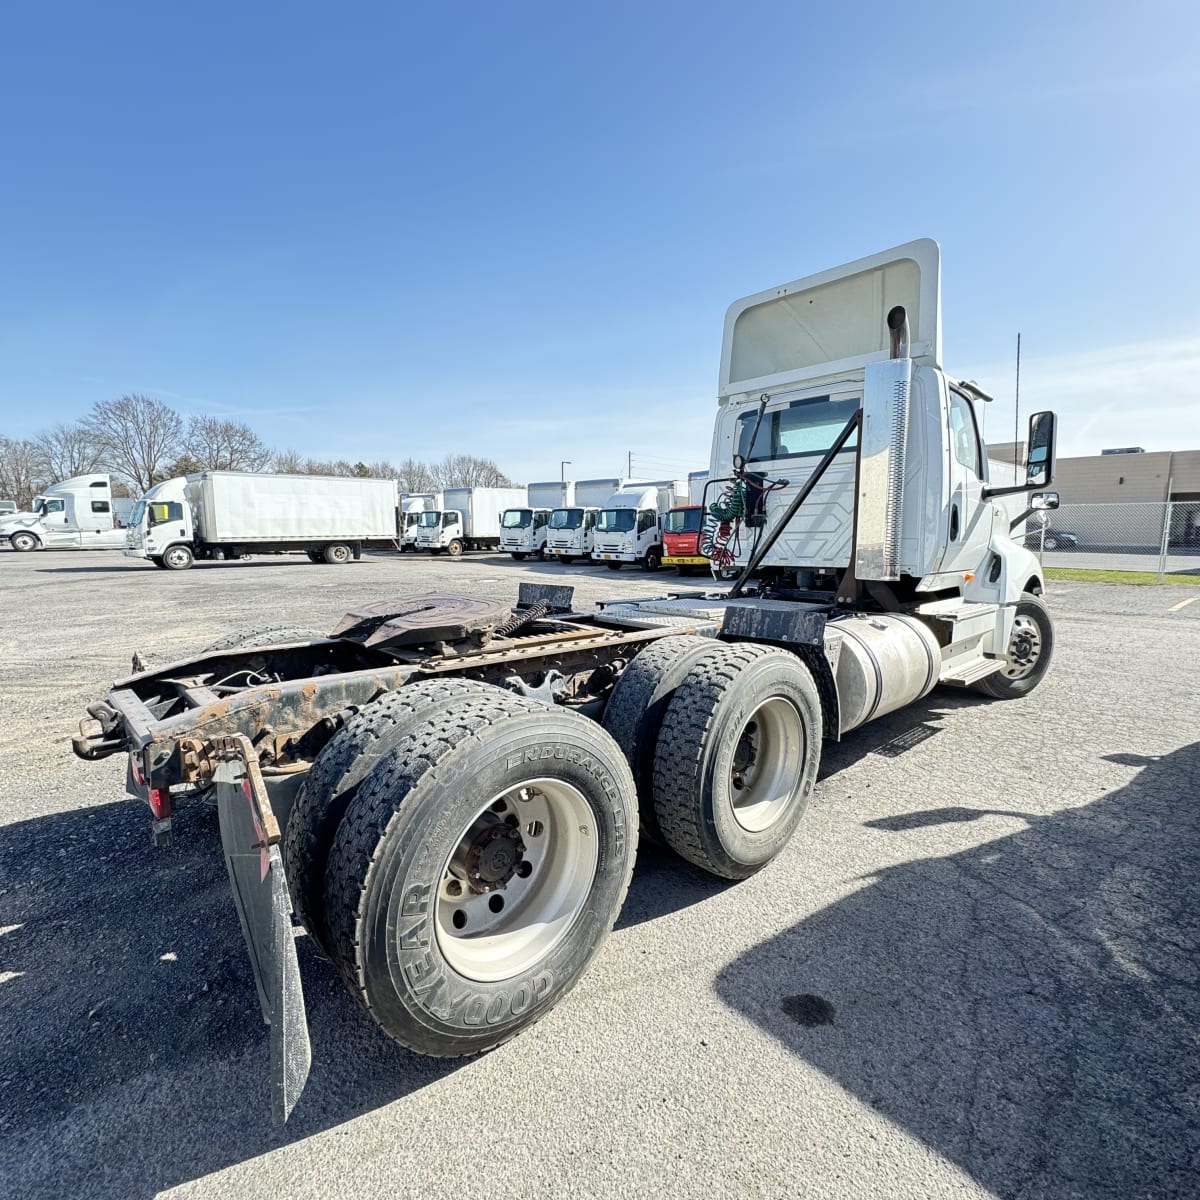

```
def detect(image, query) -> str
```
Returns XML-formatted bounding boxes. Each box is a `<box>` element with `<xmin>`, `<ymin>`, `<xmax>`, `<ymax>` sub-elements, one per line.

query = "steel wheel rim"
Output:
<box><xmin>433</xmin><ymin>777</ymin><xmax>598</xmax><ymax>983</ymax></box>
<box><xmin>729</xmin><ymin>696</ymin><xmax>804</xmax><ymax>832</ymax></box>
<box><xmin>1002</xmin><ymin>614</ymin><xmax>1043</xmax><ymax>679</ymax></box>
<box><xmin>166</xmin><ymin>547</ymin><xmax>189</xmax><ymax>568</ymax></box>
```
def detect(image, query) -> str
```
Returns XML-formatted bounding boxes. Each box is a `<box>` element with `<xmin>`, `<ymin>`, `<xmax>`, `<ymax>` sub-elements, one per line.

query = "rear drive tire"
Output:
<box><xmin>972</xmin><ymin>597</ymin><xmax>1055</xmax><ymax>699</ymax></box>
<box><xmin>322</xmin><ymin>543</ymin><xmax>352</xmax><ymax>565</ymax></box>
<box><xmin>602</xmin><ymin>635</ymin><xmax>729</xmax><ymax>844</ymax></box>
<box><xmin>652</xmin><ymin>643</ymin><xmax>822</xmax><ymax>880</ymax></box>
<box><xmin>163</xmin><ymin>544</ymin><xmax>194</xmax><ymax>570</ymax></box>
<box><xmin>10</xmin><ymin>531</ymin><xmax>40</xmax><ymax>552</ymax></box>
<box><xmin>323</xmin><ymin>699</ymin><xmax>638</xmax><ymax>1056</ymax></box>
<box><xmin>285</xmin><ymin>679</ymin><xmax>519</xmax><ymax>954</ymax></box>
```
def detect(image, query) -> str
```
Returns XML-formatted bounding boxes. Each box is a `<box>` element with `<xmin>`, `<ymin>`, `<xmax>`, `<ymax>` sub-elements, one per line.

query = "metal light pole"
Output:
<box><xmin>561</xmin><ymin>461</ymin><xmax>571</xmax><ymax>482</ymax></box>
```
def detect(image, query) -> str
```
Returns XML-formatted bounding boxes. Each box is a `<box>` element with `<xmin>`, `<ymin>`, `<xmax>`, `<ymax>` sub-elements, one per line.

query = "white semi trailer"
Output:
<box><xmin>415</xmin><ymin>486</ymin><xmax>528</xmax><ymax>556</ymax></box>
<box><xmin>72</xmin><ymin>239</ymin><xmax>1058</xmax><ymax>1123</ymax></box>
<box><xmin>499</xmin><ymin>482</ymin><xmax>570</xmax><ymax>560</ymax></box>
<box><xmin>399</xmin><ymin>492</ymin><xmax>442</xmax><ymax>551</ymax></box>
<box><xmin>545</xmin><ymin>477</ymin><xmax>623</xmax><ymax>563</ymax></box>
<box><xmin>1</xmin><ymin>474</ymin><xmax>132</xmax><ymax>551</ymax></box>
<box><xmin>123</xmin><ymin>472</ymin><xmax>399</xmax><ymax>570</ymax></box>
<box><xmin>591</xmin><ymin>479</ymin><xmax>688</xmax><ymax>570</ymax></box>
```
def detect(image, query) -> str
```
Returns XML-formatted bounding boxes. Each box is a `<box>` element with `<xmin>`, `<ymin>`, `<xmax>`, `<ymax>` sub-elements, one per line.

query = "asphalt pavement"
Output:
<box><xmin>1</xmin><ymin>549</ymin><xmax>1197</xmax><ymax>1199</ymax></box>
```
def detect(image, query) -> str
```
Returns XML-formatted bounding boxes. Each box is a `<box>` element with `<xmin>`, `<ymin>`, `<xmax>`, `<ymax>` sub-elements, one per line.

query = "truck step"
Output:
<box><xmin>938</xmin><ymin>656</ymin><xmax>1003</xmax><ymax>687</ymax></box>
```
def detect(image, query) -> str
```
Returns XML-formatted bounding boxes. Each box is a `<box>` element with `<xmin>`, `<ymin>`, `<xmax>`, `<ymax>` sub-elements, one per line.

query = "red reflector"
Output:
<box><xmin>131</xmin><ymin>760</ymin><xmax>144</xmax><ymax>786</ymax></box>
<box><xmin>148</xmin><ymin>787</ymin><xmax>172</xmax><ymax>819</ymax></box>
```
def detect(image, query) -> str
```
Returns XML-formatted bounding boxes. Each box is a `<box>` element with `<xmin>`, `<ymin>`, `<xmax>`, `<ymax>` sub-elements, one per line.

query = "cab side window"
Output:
<box><xmin>637</xmin><ymin>510</ymin><xmax>656</xmax><ymax>534</ymax></box>
<box><xmin>948</xmin><ymin>391</ymin><xmax>983</xmax><ymax>476</ymax></box>
<box><xmin>92</xmin><ymin>501</ymin><xmax>110</xmax><ymax>513</ymax></box>
<box><xmin>44</xmin><ymin>499</ymin><xmax>65</xmax><ymax>514</ymax></box>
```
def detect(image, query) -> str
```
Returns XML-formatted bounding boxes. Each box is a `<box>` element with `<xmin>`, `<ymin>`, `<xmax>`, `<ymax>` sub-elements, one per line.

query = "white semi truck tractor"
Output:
<box><xmin>72</xmin><ymin>239</ymin><xmax>1057</xmax><ymax>1123</ymax></box>
<box><xmin>545</xmin><ymin>477</ymin><xmax>623</xmax><ymax>562</ymax></box>
<box><xmin>1</xmin><ymin>473</ymin><xmax>131</xmax><ymax>551</ymax></box>
<box><xmin>499</xmin><ymin>482</ymin><xmax>569</xmax><ymax>560</ymax></box>
<box><xmin>591</xmin><ymin>479</ymin><xmax>688</xmax><ymax>570</ymax></box>
<box><xmin>415</xmin><ymin>486</ymin><xmax>528</xmax><ymax>555</ymax></box>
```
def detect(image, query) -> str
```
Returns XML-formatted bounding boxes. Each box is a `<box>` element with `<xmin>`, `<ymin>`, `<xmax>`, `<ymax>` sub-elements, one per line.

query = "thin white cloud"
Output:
<box><xmin>970</xmin><ymin>335</ymin><xmax>1200</xmax><ymax>457</ymax></box>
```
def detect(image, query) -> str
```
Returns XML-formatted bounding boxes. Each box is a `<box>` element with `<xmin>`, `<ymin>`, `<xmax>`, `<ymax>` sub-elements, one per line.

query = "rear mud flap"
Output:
<box><xmin>212</xmin><ymin>736</ymin><xmax>311</xmax><ymax>1124</ymax></box>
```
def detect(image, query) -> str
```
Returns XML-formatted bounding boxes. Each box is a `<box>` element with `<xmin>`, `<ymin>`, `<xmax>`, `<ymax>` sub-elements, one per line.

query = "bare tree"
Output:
<box><xmin>433</xmin><ymin>454</ymin><xmax>513</xmax><ymax>488</ymax></box>
<box><xmin>273</xmin><ymin>448</ymin><xmax>306</xmax><ymax>474</ymax></box>
<box><xmin>185</xmin><ymin>415</ymin><xmax>272</xmax><ymax>472</ymax></box>
<box><xmin>33</xmin><ymin>423</ymin><xmax>103</xmax><ymax>482</ymax></box>
<box><xmin>84</xmin><ymin>395</ymin><xmax>184</xmax><ymax>494</ymax></box>
<box><xmin>398</xmin><ymin>457</ymin><xmax>438</xmax><ymax>492</ymax></box>
<box><xmin>0</xmin><ymin>437</ymin><xmax>48</xmax><ymax>509</ymax></box>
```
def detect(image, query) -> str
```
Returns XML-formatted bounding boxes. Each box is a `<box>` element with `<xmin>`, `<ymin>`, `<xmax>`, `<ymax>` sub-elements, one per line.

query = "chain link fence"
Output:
<box><xmin>1015</xmin><ymin>501</ymin><xmax>1200</xmax><ymax>580</ymax></box>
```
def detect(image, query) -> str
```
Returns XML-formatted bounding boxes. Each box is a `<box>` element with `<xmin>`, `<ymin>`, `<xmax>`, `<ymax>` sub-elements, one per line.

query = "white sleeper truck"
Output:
<box><xmin>499</xmin><ymin>482</ymin><xmax>569</xmax><ymax>560</ymax></box>
<box><xmin>416</xmin><ymin>486</ymin><xmax>528</xmax><ymax>556</ymax></box>
<box><xmin>545</xmin><ymin>477</ymin><xmax>622</xmax><ymax>563</ymax></box>
<box><xmin>72</xmin><ymin>239</ymin><xmax>1056</xmax><ymax>1123</ymax></box>
<box><xmin>124</xmin><ymin>471</ymin><xmax>399</xmax><ymax>569</ymax></box>
<box><xmin>591</xmin><ymin>479</ymin><xmax>688</xmax><ymax>571</ymax></box>
<box><xmin>2</xmin><ymin>474</ymin><xmax>130</xmax><ymax>551</ymax></box>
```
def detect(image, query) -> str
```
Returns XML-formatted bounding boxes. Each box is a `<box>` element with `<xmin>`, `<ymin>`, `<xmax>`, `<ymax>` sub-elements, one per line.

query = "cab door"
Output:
<box><xmin>937</xmin><ymin>386</ymin><xmax>993</xmax><ymax>577</ymax></box>
<box><xmin>39</xmin><ymin>498</ymin><xmax>80</xmax><ymax>546</ymax></box>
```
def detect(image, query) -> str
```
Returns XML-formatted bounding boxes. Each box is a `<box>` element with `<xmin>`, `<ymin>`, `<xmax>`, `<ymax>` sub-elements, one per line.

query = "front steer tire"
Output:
<box><xmin>284</xmin><ymin>678</ymin><xmax>517</xmax><ymax>955</ymax></box>
<box><xmin>652</xmin><ymin>643</ymin><xmax>822</xmax><ymax>880</ymax></box>
<box><xmin>972</xmin><ymin>596</ymin><xmax>1055</xmax><ymax>700</ymax></box>
<box><xmin>323</xmin><ymin>698</ymin><xmax>638</xmax><ymax>1057</ymax></box>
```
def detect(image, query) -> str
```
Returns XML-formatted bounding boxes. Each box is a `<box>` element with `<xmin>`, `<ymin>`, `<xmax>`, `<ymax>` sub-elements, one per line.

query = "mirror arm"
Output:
<box><xmin>982</xmin><ymin>481</ymin><xmax>1048</xmax><ymax>500</ymax></box>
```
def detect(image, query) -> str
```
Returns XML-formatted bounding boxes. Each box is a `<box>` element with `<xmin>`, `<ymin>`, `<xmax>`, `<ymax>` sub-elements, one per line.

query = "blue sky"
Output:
<box><xmin>1</xmin><ymin>1</ymin><xmax>1197</xmax><ymax>482</ymax></box>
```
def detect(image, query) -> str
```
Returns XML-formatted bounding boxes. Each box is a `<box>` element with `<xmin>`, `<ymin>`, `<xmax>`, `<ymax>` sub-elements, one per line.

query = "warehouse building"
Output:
<box><xmin>991</xmin><ymin>445</ymin><xmax>1200</xmax><ymax>548</ymax></box>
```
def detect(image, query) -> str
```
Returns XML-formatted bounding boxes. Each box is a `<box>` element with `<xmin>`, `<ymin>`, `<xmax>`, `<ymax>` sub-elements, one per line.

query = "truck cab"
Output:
<box><xmin>415</xmin><ymin>509</ymin><xmax>453</xmax><ymax>551</ymax></box>
<box><xmin>592</xmin><ymin>486</ymin><xmax>669</xmax><ymax>571</ymax></box>
<box><xmin>499</xmin><ymin>507</ymin><xmax>551</xmax><ymax>560</ymax></box>
<box><xmin>545</xmin><ymin>506</ymin><xmax>599</xmax><ymax>561</ymax></box>
<box><xmin>124</xmin><ymin>478</ymin><xmax>194</xmax><ymax>567</ymax></box>
<box><xmin>662</xmin><ymin>505</ymin><xmax>707</xmax><ymax>572</ymax></box>
<box><xmin>1</xmin><ymin>474</ymin><xmax>128</xmax><ymax>551</ymax></box>
<box><xmin>708</xmin><ymin>238</ymin><xmax>1054</xmax><ymax>676</ymax></box>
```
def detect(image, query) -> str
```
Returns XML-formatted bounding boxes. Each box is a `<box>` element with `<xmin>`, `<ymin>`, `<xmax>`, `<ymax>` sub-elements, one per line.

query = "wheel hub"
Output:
<box><xmin>731</xmin><ymin>721</ymin><xmax>759</xmax><ymax>790</ymax></box>
<box><xmin>455</xmin><ymin>815</ymin><xmax>526</xmax><ymax>893</ymax></box>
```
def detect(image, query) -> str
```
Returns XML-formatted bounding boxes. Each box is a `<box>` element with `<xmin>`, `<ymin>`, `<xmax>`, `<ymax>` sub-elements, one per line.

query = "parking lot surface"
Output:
<box><xmin>1</xmin><ymin>550</ymin><xmax>1197</xmax><ymax>1199</ymax></box>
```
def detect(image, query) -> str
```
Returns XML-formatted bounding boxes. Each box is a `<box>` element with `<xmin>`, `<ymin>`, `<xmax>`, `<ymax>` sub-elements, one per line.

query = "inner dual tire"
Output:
<box><xmin>286</xmin><ymin>682</ymin><xmax>638</xmax><ymax>1057</ymax></box>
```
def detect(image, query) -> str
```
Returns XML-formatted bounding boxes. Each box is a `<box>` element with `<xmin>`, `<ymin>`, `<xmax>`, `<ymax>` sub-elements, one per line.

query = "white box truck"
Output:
<box><xmin>545</xmin><ymin>477</ymin><xmax>627</xmax><ymax>563</ymax></box>
<box><xmin>415</xmin><ymin>486</ymin><xmax>527</xmax><ymax>556</ymax></box>
<box><xmin>500</xmin><ymin>482</ymin><xmax>572</xmax><ymax>560</ymax></box>
<box><xmin>399</xmin><ymin>492</ymin><xmax>442</xmax><ymax>551</ymax></box>
<box><xmin>1</xmin><ymin>473</ymin><xmax>131</xmax><ymax>551</ymax></box>
<box><xmin>591</xmin><ymin>479</ymin><xmax>688</xmax><ymax>571</ymax></box>
<box><xmin>123</xmin><ymin>472</ymin><xmax>398</xmax><ymax>570</ymax></box>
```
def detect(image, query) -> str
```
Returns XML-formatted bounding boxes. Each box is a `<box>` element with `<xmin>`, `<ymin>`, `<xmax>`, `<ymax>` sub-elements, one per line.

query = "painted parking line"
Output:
<box><xmin>1168</xmin><ymin>595</ymin><xmax>1199</xmax><ymax>612</ymax></box>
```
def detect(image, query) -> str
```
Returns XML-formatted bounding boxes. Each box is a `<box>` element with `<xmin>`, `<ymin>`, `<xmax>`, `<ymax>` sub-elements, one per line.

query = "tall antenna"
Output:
<box><xmin>627</xmin><ymin>450</ymin><xmax>632</xmax><ymax>477</ymax></box>
<box><xmin>1014</xmin><ymin>332</ymin><xmax>1022</xmax><ymax>456</ymax></box>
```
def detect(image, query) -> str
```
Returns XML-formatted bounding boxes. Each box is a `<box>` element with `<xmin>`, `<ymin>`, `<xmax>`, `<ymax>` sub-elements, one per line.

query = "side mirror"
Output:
<box><xmin>1025</xmin><ymin>411</ymin><xmax>1056</xmax><ymax>488</ymax></box>
<box><xmin>1031</xmin><ymin>491</ymin><xmax>1059</xmax><ymax>510</ymax></box>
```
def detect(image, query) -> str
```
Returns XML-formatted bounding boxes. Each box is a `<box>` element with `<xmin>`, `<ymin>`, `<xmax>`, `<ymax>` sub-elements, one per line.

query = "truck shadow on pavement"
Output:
<box><xmin>715</xmin><ymin>740</ymin><xmax>1200</xmax><ymax>1199</ymax></box>
<box><xmin>0</xmin><ymin>790</ymin><xmax>737</xmax><ymax>1197</ymax></box>
<box><xmin>0</xmin><ymin>800</ymin><xmax>463</xmax><ymax>1198</ymax></box>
